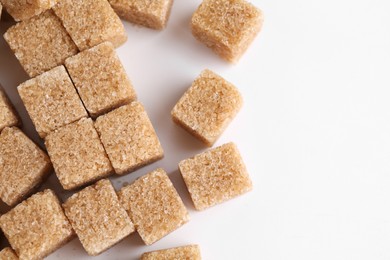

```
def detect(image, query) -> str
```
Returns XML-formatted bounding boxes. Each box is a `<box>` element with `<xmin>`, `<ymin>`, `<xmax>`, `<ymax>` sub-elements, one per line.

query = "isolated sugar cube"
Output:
<box><xmin>45</xmin><ymin>118</ymin><xmax>113</xmax><ymax>190</ymax></box>
<box><xmin>179</xmin><ymin>142</ymin><xmax>252</xmax><ymax>210</ymax></box>
<box><xmin>191</xmin><ymin>0</ymin><xmax>263</xmax><ymax>62</ymax></box>
<box><xmin>118</xmin><ymin>168</ymin><xmax>189</xmax><ymax>245</ymax></box>
<box><xmin>4</xmin><ymin>10</ymin><xmax>78</xmax><ymax>77</ymax></box>
<box><xmin>65</xmin><ymin>42</ymin><xmax>136</xmax><ymax>118</ymax></box>
<box><xmin>0</xmin><ymin>190</ymin><xmax>74</xmax><ymax>260</ymax></box>
<box><xmin>0</xmin><ymin>127</ymin><xmax>52</xmax><ymax>206</ymax></box>
<box><xmin>171</xmin><ymin>69</ymin><xmax>243</xmax><ymax>146</ymax></box>
<box><xmin>63</xmin><ymin>179</ymin><xmax>134</xmax><ymax>256</ymax></box>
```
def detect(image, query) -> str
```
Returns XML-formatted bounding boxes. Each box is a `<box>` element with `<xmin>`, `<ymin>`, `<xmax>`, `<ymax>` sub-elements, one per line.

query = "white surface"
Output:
<box><xmin>1</xmin><ymin>0</ymin><xmax>390</xmax><ymax>259</ymax></box>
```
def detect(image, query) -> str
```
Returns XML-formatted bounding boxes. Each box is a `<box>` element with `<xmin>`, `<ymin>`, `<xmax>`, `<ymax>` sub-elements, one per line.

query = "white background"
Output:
<box><xmin>1</xmin><ymin>0</ymin><xmax>390</xmax><ymax>259</ymax></box>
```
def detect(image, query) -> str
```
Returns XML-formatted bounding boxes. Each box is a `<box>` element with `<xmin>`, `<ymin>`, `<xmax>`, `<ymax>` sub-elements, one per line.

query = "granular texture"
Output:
<box><xmin>179</xmin><ymin>142</ymin><xmax>252</xmax><ymax>210</ymax></box>
<box><xmin>63</xmin><ymin>179</ymin><xmax>134</xmax><ymax>256</ymax></box>
<box><xmin>65</xmin><ymin>41</ymin><xmax>136</xmax><ymax>118</ymax></box>
<box><xmin>191</xmin><ymin>0</ymin><xmax>263</xmax><ymax>62</ymax></box>
<box><xmin>141</xmin><ymin>245</ymin><xmax>201</xmax><ymax>260</ymax></box>
<box><xmin>0</xmin><ymin>190</ymin><xmax>74</xmax><ymax>260</ymax></box>
<box><xmin>109</xmin><ymin>0</ymin><xmax>174</xmax><ymax>30</ymax></box>
<box><xmin>4</xmin><ymin>10</ymin><xmax>78</xmax><ymax>77</ymax></box>
<box><xmin>45</xmin><ymin>118</ymin><xmax>113</xmax><ymax>190</ymax></box>
<box><xmin>0</xmin><ymin>86</ymin><xmax>19</xmax><ymax>132</ymax></box>
<box><xmin>95</xmin><ymin>101</ymin><xmax>163</xmax><ymax>175</ymax></box>
<box><xmin>171</xmin><ymin>69</ymin><xmax>243</xmax><ymax>146</ymax></box>
<box><xmin>53</xmin><ymin>0</ymin><xmax>127</xmax><ymax>51</ymax></box>
<box><xmin>1</xmin><ymin>0</ymin><xmax>59</xmax><ymax>21</ymax></box>
<box><xmin>0</xmin><ymin>127</ymin><xmax>52</xmax><ymax>206</ymax></box>
<box><xmin>118</xmin><ymin>168</ymin><xmax>189</xmax><ymax>245</ymax></box>
<box><xmin>17</xmin><ymin>65</ymin><xmax>87</xmax><ymax>138</ymax></box>
<box><xmin>0</xmin><ymin>247</ymin><xmax>18</xmax><ymax>260</ymax></box>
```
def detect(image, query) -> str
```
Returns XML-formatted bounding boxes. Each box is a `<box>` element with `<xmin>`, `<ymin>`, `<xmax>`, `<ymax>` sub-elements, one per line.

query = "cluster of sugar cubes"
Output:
<box><xmin>0</xmin><ymin>0</ymin><xmax>263</xmax><ymax>258</ymax></box>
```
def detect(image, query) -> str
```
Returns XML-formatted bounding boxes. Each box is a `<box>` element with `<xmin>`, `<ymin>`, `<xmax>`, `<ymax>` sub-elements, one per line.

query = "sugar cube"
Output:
<box><xmin>118</xmin><ymin>168</ymin><xmax>189</xmax><ymax>245</ymax></box>
<box><xmin>191</xmin><ymin>0</ymin><xmax>263</xmax><ymax>62</ymax></box>
<box><xmin>179</xmin><ymin>142</ymin><xmax>252</xmax><ymax>210</ymax></box>
<box><xmin>4</xmin><ymin>10</ymin><xmax>78</xmax><ymax>77</ymax></box>
<box><xmin>45</xmin><ymin>118</ymin><xmax>113</xmax><ymax>190</ymax></box>
<box><xmin>171</xmin><ymin>69</ymin><xmax>242</xmax><ymax>146</ymax></box>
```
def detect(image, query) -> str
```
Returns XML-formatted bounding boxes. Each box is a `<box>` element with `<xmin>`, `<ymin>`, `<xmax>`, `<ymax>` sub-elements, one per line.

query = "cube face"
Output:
<box><xmin>109</xmin><ymin>0</ymin><xmax>173</xmax><ymax>30</ymax></box>
<box><xmin>1</xmin><ymin>0</ymin><xmax>59</xmax><ymax>21</ymax></box>
<box><xmin>179</xmin><ymin>142</ymin><xmax>252</xmax><ymax>210</ymax></box>
<box><xmin>0</xmin><ymin>190</ymin><xmax>74</xmax><ymax>260</ymax></box>
<box><xmin>95</xmin><ymin>101</ymin><xmax>163</xmax><ymax>175</ymax></box>
<box><xmin>118</xmin><ymin>168</ymin><xmax>189</xmax><ymax>245</ymax></box>
<box><xmin>18</xmin><ymin>65</ymin><xmax>87</xmax><ymax>138</ymax></box>
<box><xmin>0</xmin><ymin>247</ymin><xmax>18</xmax><ymax>260</ymax></box>
<box><xmin>4</xmin><ymin>10</ymin><xmax>78</xmax><ymax>77</ymax></box>
<box><xmin>191</xmin><ymin>0</ymin><xmax>263</xmax><ymax>62</ymax></box>
<box><xmin>171</xmin><ymin>69</ymin><xmax>243</xmax><ymax>146</ymax></box>
<box><xmin>65</xmin><ymin>42</ymin><xmax>136</xmax><ymax>118</ymax></box>
<box><xmin>0</xmin><ymin>87</ymin><xmax>19</xmax><ymax>132</ymax></box>
<box><xmin>53</xmin><ymin>0</ymin><xmax>127</xmax><ymax>51</ymax></box>
<box><xmin>45</xmin><ymin>118</ymin><xmax>113</xmax><ymax>190</ymax></box>
<box><xmin>0</xmin><ymin>127</ymin><xmax>52</xmax><ymax>206</ymax></box>
<box><xmin>142</xmin><ymin>245</ymin><xmax>201</xmax><ymax>260</ymax></box>
<box><xmin>63</xmin><ymin>179</ymin><xmax>134</xmax><ymax>256</ymax></box>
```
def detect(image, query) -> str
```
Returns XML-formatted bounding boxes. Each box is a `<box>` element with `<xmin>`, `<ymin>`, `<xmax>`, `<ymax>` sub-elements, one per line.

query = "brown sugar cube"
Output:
<box><xmin>95</xmin><ymin>101</ymin><xmax>163</xmax><ymax>175</ymax></box>
<box><xmin>53</xmin><ymin>0</ymin><xmax>127</xmax><ymax>51</ymax></box>
<box><xmin>4</xmin><ymin>10</ymin><xmax>78</xmax><ymax>77</ymax></box>
<box><xmin>65</xmin><ymin>42</ymin><xmax>136</xmax><ymax>118</ymax></box>
<box><xmin>0</xmin><ymin>127</ymin><xmax>52</xmax><ymax>206</ymax></box>
<box><xmin>18</xmin><ymin>65</ymin><xmax>87</xmax><ymax>138</ymax></box>
<box><xmin>45</xmin><ymin>118</ymin><xmax>113</xmax><ymax>190</ymax></box>
<box><xmin>0</xmin><ymin>247</ymin><xmax>18</xmax><ymax>260</ymax></box>
<box><xmin>0</xmin><ymin>190</ymin><xmax>74</xmax><ymax>260</ymax></box>
<box><xmin>1</xmin><ymin>0</ymin><xmax>59</xmax><ymax>21</ymax></box>
<box><xmin>171</xmin><ymin>69</ymin><xmax>243</xmax><ymax>147</ymax></box>
<box><xmin>63</xmin><ymin>179</ymin><xmax>134</xmax><ymax>256</ymax></box>
<box><xmin>0</xmin><ymin>86</ymin><xmax>19</xmax><ymax>132</ymax></box>
<box><xmin>191</xmin><ymin>0</ymin><xmax>263</xmax><ymax>63</ymax></box>
<box><xmin>179</xmin><ymin>142</ymin><xmax>252</xmax><ymax>210</ymax></box>
<box><xmin>142</xmin><ymin>245</ymin><xmax>202</xmax><ymax>260</ymax></box>
<box><xmin>118</xmin><ymin>168</ymin><xmax>189</xmax><ymax>245</ymax></box>
<box><xmin>108</xmin><ymin>0</ymin><xmax>173</xmax><ymax>30</ymax></box>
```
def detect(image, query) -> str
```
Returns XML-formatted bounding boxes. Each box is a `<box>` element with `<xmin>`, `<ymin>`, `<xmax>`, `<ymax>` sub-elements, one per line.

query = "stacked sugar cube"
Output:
<box><xmin>0</xmin><ymin>0</ymin><xmax>263</xmax><ymax>258</ymax></box>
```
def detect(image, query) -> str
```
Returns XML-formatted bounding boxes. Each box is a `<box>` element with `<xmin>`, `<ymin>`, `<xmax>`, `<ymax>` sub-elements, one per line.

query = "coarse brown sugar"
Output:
<box><xmin>141</xmin><ymin>244</ymin><xmax>201</xmax><ymax>260</ymax></box>
<box><xmin>53</xmin><ymin>0</ymin><xmax>127</xmax><ymax>51</ymax></box>
<box><xmin>62</xmin><ymin>179</ymin><xmax>134</xmax><ymax>256</ymax></box>
<box><xmin>191</xmin><ymin>0</ymin><xmax>263</xmax><ymax>62</ymax></box>
<box><xmin>4</xmin><ymin>10</ymin><xmax>78</xmax><ymax>77</ymax></box>
<box><xmin>109</xmin><ymin>0</ymin><xmax>174</xmax><ymax>30</ymax></box>
<box><xmin>95</xmin><ymin>101</ymin><xmax>163</xmax><ymax>175</ymax></box>
<box><xmin>171</xmin><ymin>69</ymin><xmax>243</xmax><ymax>146</ymax></box>
<box><xmin>1</xmin><ymin>0</ymin><xmax>59</xmax><ymax>21</ymax></box>
<box><xmin>179</xmin><ymin>142</ymin><xmax>252</xmax><ymax>210</ymax></box>
<box><xmin>45</xmin><ymin>118</ymin><xmax>113</xmax><ymax>190</ymax></box>
<box><xmin>0</xmin><ymin>189</ymin><xmax>74</xmax><ymax>260</ymax></box>
<box><xmin>65</xmin><ymin>42</ymin><xmax>136</xmax><ymax>118</ymax></box>
<box><xmin>0</xmin><ymin>86</ymin><xmax>19</xmax><ymax>132</ymax></box>
<box><xmin>0</xmin><ymin>127</ymin><xmax>52</xmax><ymax>206</ymax></box>
<box><xmin>17</xmin><ymin>65</ymin><xmax>87</xmax><ymax>138</ymax></box>
<box><xmin>118</xmin><ymin>168</ymin><xmax>189</xmax><ymax>245</ymax></box>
